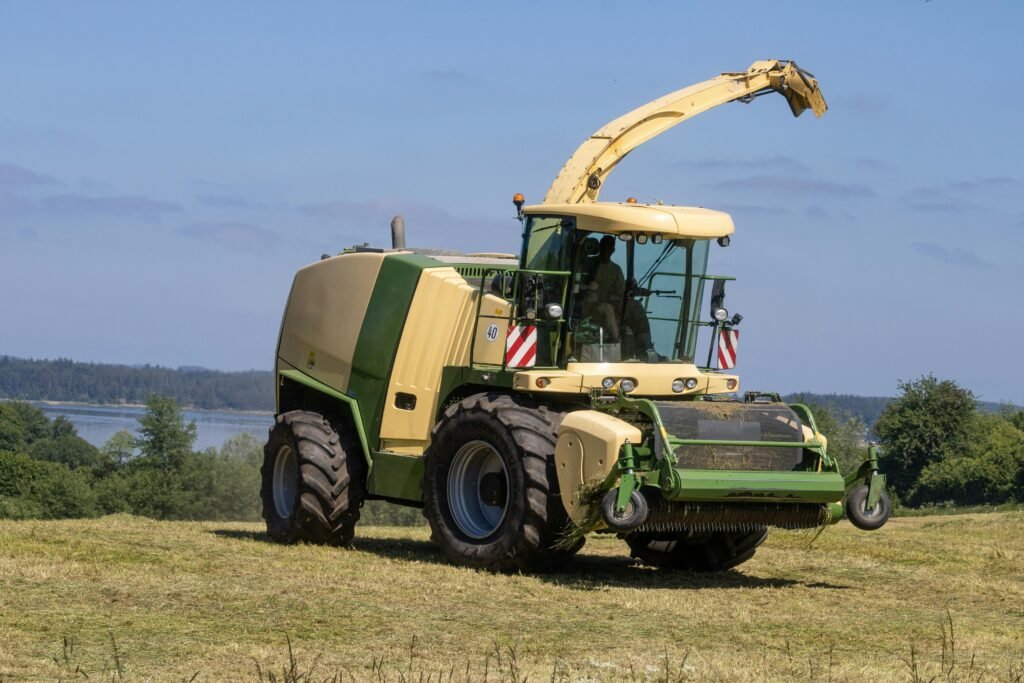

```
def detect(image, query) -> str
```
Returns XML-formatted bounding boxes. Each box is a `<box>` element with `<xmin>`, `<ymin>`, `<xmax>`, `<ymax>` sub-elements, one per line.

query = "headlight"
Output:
<box><xmin>726</xmin><ymin>379</ymin><xmax>738</xmax><ymax>391</ymax></box>
<box><xmin>602</xmin><ymin>377</ymin><xmax>616</xmax><ymax>389</ymax></box>
<box><xmin>671</xmin><ymin>379</ymin><xmax>685</xmax><ymax>393</ymax></box>
<box><xmin>545</xmin><ymin>303</ymin><xmax>563</xmax><ymax>320</ymax></box>
<box><xmin>619</xmin><ymin>378</ymin><xmax>637</xmax><ymax>392</ymax></box>
<box><xmin>712</xmin><ymin>307</ymin><xmax>729</xmax><ymax>322</ymax></box>
<box><xmin>685</xmin><ymin>378</ymin><xmax>699</xmax><ymax>390</ymax></box>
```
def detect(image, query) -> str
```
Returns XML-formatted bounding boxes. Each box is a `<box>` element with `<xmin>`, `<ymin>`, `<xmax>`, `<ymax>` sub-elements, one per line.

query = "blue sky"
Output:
<box><xmin>1</xmin><ymin>2</ymin><xmax>1022</xmax><ymax>403</ymax></box>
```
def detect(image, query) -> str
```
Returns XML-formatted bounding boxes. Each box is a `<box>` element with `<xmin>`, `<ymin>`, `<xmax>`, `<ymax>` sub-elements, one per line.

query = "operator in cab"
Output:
<box><xmin>583</xmin><ymin>235</ymin><xmax>625</xmax><ymax>341</ymax></box>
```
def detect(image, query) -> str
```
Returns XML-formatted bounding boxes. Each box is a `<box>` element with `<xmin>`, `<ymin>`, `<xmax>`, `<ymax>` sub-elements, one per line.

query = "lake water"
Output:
<box><xmin>33</xmin><ymin>402</ymin><xmax>275</xmax><ymax>451</ymax></box>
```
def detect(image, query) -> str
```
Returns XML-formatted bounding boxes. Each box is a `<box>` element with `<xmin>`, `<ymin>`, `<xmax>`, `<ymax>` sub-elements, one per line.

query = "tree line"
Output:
<box><xmin>0</xmin><ymin>397</ymin><xmax>421</xmax><ymax>525</ymax></box>
<box><xmin>0</xmin><ymin>356</ymin><xmax>273</xmax><ymax>411</ymax></box>
<box><xmin>1</xmin><ymin>375</ymin><xmax>1022</xmax><ymax>524</ymax></box>
<box><xmin>798</xmin><ymin>375</ymin><xmax>1024</xmax><ymax>507</ymax></box>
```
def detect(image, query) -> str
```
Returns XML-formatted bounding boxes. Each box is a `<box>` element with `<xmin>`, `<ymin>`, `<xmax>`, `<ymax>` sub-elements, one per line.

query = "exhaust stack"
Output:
<box><xmin>390</xmin><ymin>215</ymin><xmax>406</xmax><ymax>249</ymax></box>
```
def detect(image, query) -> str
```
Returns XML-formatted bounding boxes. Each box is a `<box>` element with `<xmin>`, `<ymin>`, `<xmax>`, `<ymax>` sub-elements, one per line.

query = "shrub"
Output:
<box><xmin>911</xmin><ymin>414</ymin><xmax>1024</xmax><ymax>506</ymax></box>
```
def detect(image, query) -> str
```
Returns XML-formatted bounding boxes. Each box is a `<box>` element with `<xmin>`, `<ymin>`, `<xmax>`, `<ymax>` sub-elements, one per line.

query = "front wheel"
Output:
<box><xmin>422</xmin><ymin>393</ymin><xmax>582</xmax><ymax>572</ymax></box>
<box><xmin>625</xmin><ymin>528</ymin><xmax>768</xmax><ymax>572</ymax></box>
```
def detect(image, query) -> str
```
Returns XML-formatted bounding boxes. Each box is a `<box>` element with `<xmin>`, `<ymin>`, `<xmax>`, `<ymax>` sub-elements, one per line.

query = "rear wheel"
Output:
<box><xmin>261</xmin><ymin>410</ymin><xmax>366</xmax><ymax>545</ymax></box>
<box><xmin>423</xmin><ymin>393</ymin><xmax>582</xmax><ymax>572</ymax></box>
<box><xmin>625</xmin><ymin>528</ymin><xmax>768</xmax><ymax>572</ymax></box>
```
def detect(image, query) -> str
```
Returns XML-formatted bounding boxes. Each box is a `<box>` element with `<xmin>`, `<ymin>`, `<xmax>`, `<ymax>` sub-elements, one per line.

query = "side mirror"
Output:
<box><xmin>490</xmin><ymin>271</ymin><xmax>518</xmax><ymax>300</ymax></box>
<box><xmin>710</xmin><ymin>280</ymin><xmax>726</xmax><ymax>319</ymax></box>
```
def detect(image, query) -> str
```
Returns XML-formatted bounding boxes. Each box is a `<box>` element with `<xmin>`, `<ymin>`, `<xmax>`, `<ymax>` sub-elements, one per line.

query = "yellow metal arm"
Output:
<box><xmin>542</xmin><ymin>60</ymin><xmax>827</xmax><ymax>205</ymax></box>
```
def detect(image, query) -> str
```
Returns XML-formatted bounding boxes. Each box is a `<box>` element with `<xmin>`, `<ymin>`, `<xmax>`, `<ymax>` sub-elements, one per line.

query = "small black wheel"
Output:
<box><xmin>261</xmin><ymin>410</ymin><xmax>366</xmax><ymax>545</ymax></box>
<box><xmin>625</xmin><ymin>528</ymin><xmax>768</xmax><ymax>572</ymax></box>
<box><xmin>423</xmin><ymin>393</ymin><xmax>583</xmax><ymax>572</ymax></box>
<box><xmin>845</xmin><ymin>484</ymin><xmax>891</xmax><ymax>531</ymax></box>
<box><xmin>600</xmin><ymin>488</ymin><xmax>648</xmax><ymax>533</ymax></box>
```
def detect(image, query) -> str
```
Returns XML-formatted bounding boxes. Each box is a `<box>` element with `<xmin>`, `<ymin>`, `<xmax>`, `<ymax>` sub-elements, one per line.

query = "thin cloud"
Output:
<box><xmin>907</xmin><ymin>177</ymin><xmax>1019</xmax><ymax>202</ymax></box>
<box><xmin>834</xmin><ymin>92</ymin><xmax>892</xmax><ymax>115</ymax></box>
<box><xmin>911</xmin><ymin>242</ymin><xmax>989</xmax><ymax>269</ymax></box>
<box><xmin>177</xmin><ymin>221</ymin><xmax>281</xmax><ymax>252</ymax></box>
<box><xmin>902</xmin><ymin>186</ymin><xmax>977</xmax><ymax>214</ymax></box>
<box><xmin>0</xmin><ymin>191</ymin><xmax>35</xmax><ymax>217</ymax></box>
<box><xmin>41</xmin><ymin>193</ymin><xmax>181</xmax><ymax>221</ymax></box>
<box><xmin>715</xmin><ymin>203</ymin><xmax>792</xmax><ymax>217</ymax></box>
<box><xmin>301</xmin><ymin>198</ymin><xmax>516</xmax><ymax>250</ymax></box>
<box><xmin>418</xmin><ymin>68</ymin><xmax>480</xmax><ymax>88</ymax></box>
<box><xmin>706</xmin><ymin>175</ymin><xmax>874</xmax><ymax>197</ymax></box>
<box><xmin>908</xmin><ymin>200</ymin><xmax>972</xmax><ymax>214</ymax></box>
<box><xmin>196</xmin><ymin>193</ymin><xmax>251</xmax><ymax>208</ymax></box>
<box><xmin>854</xmin><ymin>157</ymin><xmax>893</xmax><ymax>172</ymax></box>
<box><xmin>945</xmin><ymin>176</ymin><xmax>1019</xmax><ymax>192</ymax></box>
<box><xmin>804</xmin><ymin>205</ymin><xmax>829</xmax><ymax>219</ymax></box>
<box><xmin>0</xmin><ymin>161</ymin><xmax>60</xmax><ymax>187</ymax></box>
<box><xmin>676</xmin><ymin>155</ymin><xmax>811</xmax><ymax>174</ymax></box>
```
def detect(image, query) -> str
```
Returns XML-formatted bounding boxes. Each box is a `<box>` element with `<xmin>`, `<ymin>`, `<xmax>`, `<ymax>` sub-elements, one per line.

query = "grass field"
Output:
<box><xmin>1</xmin><ymin>512</ymin><xmax>1022</xmax><ymax>682</ymax></box>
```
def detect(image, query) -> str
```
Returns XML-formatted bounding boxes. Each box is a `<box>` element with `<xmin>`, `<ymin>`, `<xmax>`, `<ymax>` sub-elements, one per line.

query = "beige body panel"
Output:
<box><xmin>277</xmin><ymin>252</ymin><xmax>385</xmax><ymax>394</ymax></box>
<box><xmin>544</xmin><ymin>60</ymin><xmax>826</xmax><ymax>205</ymax></box>
<box><xmin>555</xmin><ymin>411</ymin><xmax>643</xmax><ymax>524</ymax></box>
<box><xmin>515</xmin><ymin>363</ymin><xmax>738</xmax><ymax>398</ymax></box>
<box><xmin>523</xmin><ymin>202</ymin><xmax>734</xmax><ymax>239</ymax></box>
<box><xmin>512</xmin><ymin>370</ymin><xmax>583</xmax><ymax>393</ymax></box>
<box><xmin>472</xmin><ymin>294</ymin><xmax>513</xmax><ymax>367</ymax></box>
<box><xmin>378</xmin><ymin>269</ymin><xmax>511</xmax><ymax>453</ymax></box>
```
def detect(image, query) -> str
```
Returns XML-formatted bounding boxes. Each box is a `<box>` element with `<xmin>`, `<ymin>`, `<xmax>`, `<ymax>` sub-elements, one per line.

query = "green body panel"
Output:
<box><xmin>367</xmin><ymin>451</ymin><xmax>425</xmax><ymax>501</ymax></box>
<box><xmin>277</xmin><ymin>368</ymin><xmax>372</xmax><ymax>466</ymax></box>
<box><xmin>661</xmin><ymin>469</ymin><xmax>846</xmax><ymax>504</ymax></box>
<box><xmin>347</xmin><ymin>253</ymin><xmax>439</xmax><ymax>451</ymax></box>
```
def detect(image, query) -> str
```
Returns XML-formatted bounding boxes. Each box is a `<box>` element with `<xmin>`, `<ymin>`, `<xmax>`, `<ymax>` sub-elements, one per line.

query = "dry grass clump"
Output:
<box><xmin>0</xmin><ymin>511</ymin><xmax>1022</xmax><ymax>681</ymax></box>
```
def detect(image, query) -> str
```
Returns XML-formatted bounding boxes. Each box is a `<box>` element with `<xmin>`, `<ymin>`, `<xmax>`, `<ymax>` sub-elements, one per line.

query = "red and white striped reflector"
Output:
<box><xmin>718</xmin><ymin>328</ymin><xmax>739</xmax><ymax>369</ymax></box>
<box><xmin>505</xmin><ymin>324</ymin><xmax>537</xmax><ymax>368</ymax></box>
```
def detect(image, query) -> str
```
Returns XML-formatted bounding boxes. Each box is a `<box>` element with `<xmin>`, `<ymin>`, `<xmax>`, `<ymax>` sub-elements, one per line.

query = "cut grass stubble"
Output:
<box><xmin>0</xmin><ymin>512</ymin><xmax>1022</xmax><ymax>681</ymax></box>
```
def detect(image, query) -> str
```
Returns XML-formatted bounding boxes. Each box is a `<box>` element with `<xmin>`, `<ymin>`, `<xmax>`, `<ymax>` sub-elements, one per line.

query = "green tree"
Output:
<box><xmin>135</xmin><ymin>396</ymin><xmax>197</xmax><ymax>468</ymax></box>
<box><xmin>101</xmin><ymin>429</ymin><xmax>137</xmax><ymax>466</ymax></box>
<box><xmin>0</xmin><ymin>403</ymin><xmax>27</xmax><ymax>452</ymax></box>
<box><xmin>999</xmin><ymin>406</ymin><xmax>1024</xmax><ymax>433</ymax></box>
<box><xmin>792</xmin><ymin>398</ymin><xmax>869</xmax><ymax>476</ymax></box>
<box><xmin>811</xmin><ymin>403</ymin><xmax>868</xmax><ymax>473</ymax></box>
<box><xmin>0</xmin><ymin>451</ymin><xmax>99</xmax><ymax>519</ymax></box>
<box><xmin>218</xmin><ymin>432</ymin><xmax>263</xmax><ymax>466</ymax></box>
<box><xmin>912</xmin><ymin>414</ymin><xmax>1024</xmax><ymax>505</ymax></box>
<box><xmin>5</xmin><ymin>402</ymin><xmax>50</xmax><ymax>444</ymax></box>
<box><xmin>28</xmin><ymin>434</ymin><xmax>105</xmax><ymax>469</ymax></box>
<box><xmin>874</xmin><ymin>375</ymin><xmax>977</xmax><ymax>499</ymax></box>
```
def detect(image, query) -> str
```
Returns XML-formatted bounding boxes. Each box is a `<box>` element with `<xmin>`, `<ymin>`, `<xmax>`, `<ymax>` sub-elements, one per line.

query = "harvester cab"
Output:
<box><xmin>262</xmin><ymin>60</ymin><xmax>890</xmax><ymax>573</ymax></box>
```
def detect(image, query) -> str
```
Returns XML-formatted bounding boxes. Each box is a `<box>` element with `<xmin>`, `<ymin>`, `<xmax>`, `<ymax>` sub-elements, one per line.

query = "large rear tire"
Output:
<box><xmin>261</xmin><ymin>410</ymin><xmax>366</xmax><ymax>545</ymax></box>
<box><xmin>625</xmin><ymin>528</ymin><xmax>768</xmax><ymax>572</ymax></box>
<box><xmin>423</xmin><ymin>393</ymin><xmax>582</xmax><ymax>572</ymax></box>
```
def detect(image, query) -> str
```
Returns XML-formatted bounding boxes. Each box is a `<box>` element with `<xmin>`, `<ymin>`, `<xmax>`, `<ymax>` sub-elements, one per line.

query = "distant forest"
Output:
<box><xmin>0</xmin><ymin>356</ymin><xmax>273</xmax><ymax>411</ymax></box>
<box><xmin>783</xmin><ymin>392</ymin><xmax>1013</xmax><ymax>429</ymax></box>
<box><xmin>783</xmin><ymin>393</ymin><xmax>893</xmax><ymax>427</ymax></box>
<box><xmin>1</xmin><ymin>355</ymin><xmax>1013</xmax><ymax>420</ymax></box>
